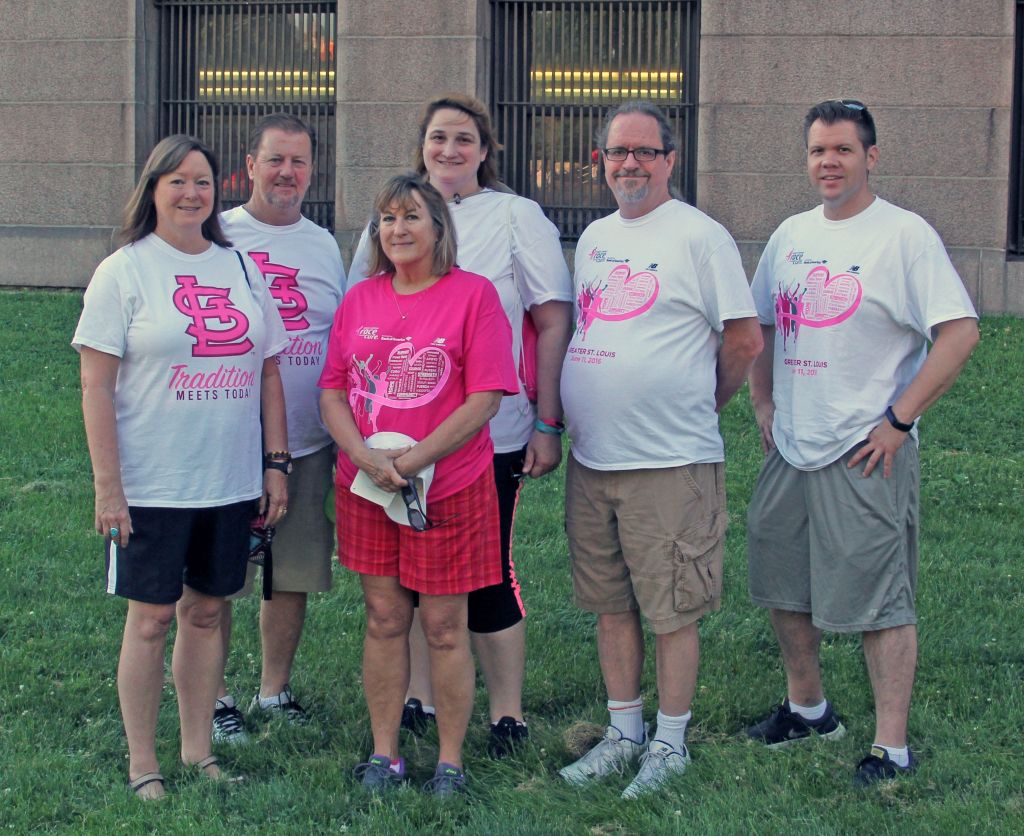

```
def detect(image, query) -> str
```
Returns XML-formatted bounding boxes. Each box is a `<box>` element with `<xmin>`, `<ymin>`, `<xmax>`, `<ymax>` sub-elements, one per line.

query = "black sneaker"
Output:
<box><xmin>400</xmin><ymin>698</ymin><xmax>435</xmax><ymax>736</ymax></box>
<box><xmin>488</xmin><ymin>716</ymin><xmax>529</xmax><ymax>758</ymax></box>
<box><xmin>250</xmin><ymin>685</ymin><xmax>309</xmax><ymax>725</ymax></box>
<box><xmin>746</xmin><ymin>700</ymin><xmax>845</xmax><ymax>748</ymax></box>
<box><xmin>212</xmin><ymin>699</ymin><xmax>249</xmax><ymax>744</ymax></box>
<box><xmin>854</xmin><ymin>746</ymin><xmax>916</xmax><ymax>787</ymax></box>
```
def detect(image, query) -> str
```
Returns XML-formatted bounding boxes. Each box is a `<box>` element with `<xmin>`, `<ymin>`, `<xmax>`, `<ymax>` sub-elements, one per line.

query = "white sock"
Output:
<box><xmin>216</xmin><ymin>695</ymin><xmax>236</xmax><ymax>709</ymax></box>
<box><xmin>607</xmin><ymin>697</ymin><xmax>645</xmax><ymax>743</ymax></box>
<box><xmin>788</xmin><ymin>698</ymin><xmax>827</xmax><ymax>721</ymax></box>
<box><xmin>421</xmin><ymin>704</ymin><xmax>436</xmax><ymax>716</ymax></box>
<box><xmin>653</xmin><ymin>709</ymin><xmax>690</xmax><ymax>752</ymax></box>
<box><xmin>258</xmin><ymin>689</ymin><xmax>289</xmax><ymax>709</ymax></box>
<box><xmin>872</xmin><ymin>743</ymin><xmax>910</xmax><ymax>767</ymax></box>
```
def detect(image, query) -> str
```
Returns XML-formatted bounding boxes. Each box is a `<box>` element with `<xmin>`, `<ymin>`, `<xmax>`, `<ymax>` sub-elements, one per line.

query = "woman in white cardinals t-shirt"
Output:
<box><xmin>73</xmin><ymin>135</ymin><xmax>288</xmax><ymax>799</ymax></box>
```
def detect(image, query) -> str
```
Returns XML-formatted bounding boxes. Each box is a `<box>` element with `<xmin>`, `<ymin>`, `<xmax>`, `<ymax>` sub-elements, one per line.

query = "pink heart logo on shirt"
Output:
<box><xmin>576</xmin><ymin>264</ymin><xmax>660</xmax><ymax>339</ymax></box>
<box><xmin>383</xmin><ymin>342</ymin><xmax>451</xmax><ymax>403</ymax></box>
<box><xmin>795</xmin><ymin>265</ymin><xmax>862</xmax><ymax>326</ymax></box>
<box><xmin>774</xmin><ymin>265</ymin><xmax>863</xmax><ymax>349</ymax></box>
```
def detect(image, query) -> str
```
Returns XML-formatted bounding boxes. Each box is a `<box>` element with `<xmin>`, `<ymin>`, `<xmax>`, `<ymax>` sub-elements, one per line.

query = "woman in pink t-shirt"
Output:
<box><xmin>319</xmin><ymin>174</ymin><xmax>517</xmax><ymax>795</ymax></box>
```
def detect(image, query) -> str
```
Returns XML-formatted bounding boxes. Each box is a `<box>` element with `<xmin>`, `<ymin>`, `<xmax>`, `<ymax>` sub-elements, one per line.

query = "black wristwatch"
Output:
<box><xmin>264</xmin><ymin>452</ymin><xmax>293</xmax><ymax>475</ymax></box>
<box><xmin>885</xmin><ymin>406</ymin><xmax>915</xmax><ymax>433</ymax></box>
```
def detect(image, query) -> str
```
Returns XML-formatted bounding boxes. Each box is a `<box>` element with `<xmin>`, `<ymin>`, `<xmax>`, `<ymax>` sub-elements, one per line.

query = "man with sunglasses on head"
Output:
<box><xmin>744</xmin><ymin>99</ymin><xmax>978</xmax><ymax>786</ymax></box>
<box><xmin>558</xmin><ymin>100</ymin><xmax>762</xmax><ymax>799</ymax></box>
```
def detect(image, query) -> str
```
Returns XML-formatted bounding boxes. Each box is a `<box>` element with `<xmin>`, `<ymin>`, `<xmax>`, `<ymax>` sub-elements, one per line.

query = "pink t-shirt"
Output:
<box><xmin>319</xmin><ymin>267</ymin><xmax>518</xmax><ymax>500</ymax></box>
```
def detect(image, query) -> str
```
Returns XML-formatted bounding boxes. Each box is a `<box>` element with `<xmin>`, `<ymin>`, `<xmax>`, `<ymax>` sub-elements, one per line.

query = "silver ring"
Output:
<box><xmin>110</xmin><ymin>527</ymin><xmax>120</xmax><ymax>538</ymax></box>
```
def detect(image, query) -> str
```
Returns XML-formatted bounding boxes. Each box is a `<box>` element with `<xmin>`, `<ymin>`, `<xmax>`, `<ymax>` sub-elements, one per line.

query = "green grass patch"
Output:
<box><xmin>1</xmin><ymin>289</ymin><xmax>1021</xmax><ymax>833</ymax></box>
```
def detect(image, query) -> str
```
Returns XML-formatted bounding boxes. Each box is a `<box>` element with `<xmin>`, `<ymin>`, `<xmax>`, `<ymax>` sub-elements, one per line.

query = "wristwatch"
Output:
<box><xmin>264</xmin><ymin>451</ymin><xmax>293</xmax><ymax>475</ymax></box>
<box><xmin>885</xmin><ymin>406</ymin><xmax>915</xmax><ymax>433</ymax></box>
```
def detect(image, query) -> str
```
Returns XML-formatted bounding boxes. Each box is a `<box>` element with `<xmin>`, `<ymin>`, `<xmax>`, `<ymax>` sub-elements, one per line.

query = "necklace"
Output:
<box><xmin>390</xmin><ymin>280</ymin><xmax>432</xmax><ymax>319</ymax></box>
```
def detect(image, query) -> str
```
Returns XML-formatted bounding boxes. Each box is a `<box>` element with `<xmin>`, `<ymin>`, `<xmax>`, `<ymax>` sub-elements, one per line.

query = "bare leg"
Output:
<box><xmin>769</xmin><ymin>609</ymin><xmax>824</xmax><ymax>705</ymax></box>
<box><xmin>597</xmin><ymin>610</ymin><xmax>645</xmax><ymax>702</ymax></box>
<box><xmin>259</xmin><ymin>590</ymin><xmax>307</xmax><ymax>696</ymax></box>
<box><xmin>472</xmin><ymin>620</ymin><xmax>525</xmax><ymax>722</ymax></box>
<box><xmin>654</xmin><ymin>621</ymin><xmax>699</xmax><ymax>716</ymax></box>
<box><xmin>173</xmin><ymin>586</ymin><xmax>224</xmax><ymax>774</ymax></box>
<box><xmin>863</xmin><ymin>624</ymin><xmax>917</xmax><ymax>747</ymax></box>
<box><xmin>360</xmin><ymin>574</ymin><xmax>413</xmax><ymax>760</ymax></box>
<box><xmin>405</xmin><ymin>608</ymin><xmax>433</xmax><ymax>705</ymax></box>
<box><xmin>420</xmin><ymin>594</ymin><xmax>473</xmax><ymax>768</ymax></box>
<box><xmin>119</xmin><ymin>600</ymin><xmax>175</xmax><ymax>797</ymax></box>
<box><xmin>216</xmin><ymin>599</ymin><xmax>232</xmax><ymax>700</ymax></box>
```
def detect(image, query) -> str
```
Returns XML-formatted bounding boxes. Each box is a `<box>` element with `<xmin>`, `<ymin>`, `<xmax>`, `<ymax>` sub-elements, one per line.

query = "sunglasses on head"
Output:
<box><xmin>831</xmin><ymin>98</ymin><xmax>866</xmax><ymax>111</ymax></box>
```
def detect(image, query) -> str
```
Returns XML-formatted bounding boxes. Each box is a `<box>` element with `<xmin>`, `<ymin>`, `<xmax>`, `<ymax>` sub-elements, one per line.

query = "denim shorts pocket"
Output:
<box><xmin>672</xmin><ymin>510</ymin><xmax>726</xmax><ymax>613</ymax></box>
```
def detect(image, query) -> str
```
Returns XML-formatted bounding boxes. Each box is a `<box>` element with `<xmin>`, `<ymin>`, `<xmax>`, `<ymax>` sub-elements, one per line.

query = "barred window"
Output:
<box><xmin>491</xmin><ymin>0</ymin><xmax>699</xmax><ymax>240</ymax></box>
<box><xmin>156</xmin><ymin>1</ymin><xmax>337</xmax><ymax>231</ymax></box>
<box><xmin>1010</xmin><ymin>0</ymin><xmax>1024</xmax><ymax>255</ymax></box>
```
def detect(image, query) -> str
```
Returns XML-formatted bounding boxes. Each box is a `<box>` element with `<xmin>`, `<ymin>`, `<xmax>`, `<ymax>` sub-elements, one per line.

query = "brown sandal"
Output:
<box><xmin>129</xmin><ymin>771</ymin><xmax>165</xmax><ymax>800</ymax></box>
<box><xmin>186</xmin><ymin>754</ymin><xmax>244</xmax><ymax>784</ymax></box>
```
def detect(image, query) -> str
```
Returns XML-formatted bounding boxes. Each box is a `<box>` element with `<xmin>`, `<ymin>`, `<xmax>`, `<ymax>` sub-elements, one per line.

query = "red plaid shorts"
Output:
<box><xmin>336</xmin><ymin>465</ymin><xmax>502</xmax><ymax>596</ymax></box>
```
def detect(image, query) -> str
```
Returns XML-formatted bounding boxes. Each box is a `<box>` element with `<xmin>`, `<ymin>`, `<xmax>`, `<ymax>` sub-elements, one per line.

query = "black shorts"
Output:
<box><xmin>104</xmin><ymin>500</ymin><xmax>255</xmax><ymax>605</ymax></box>
<box><xmin>466</xmin><ymin>448</ymin><xmax>528</xmax><ymax>633</ymax></box>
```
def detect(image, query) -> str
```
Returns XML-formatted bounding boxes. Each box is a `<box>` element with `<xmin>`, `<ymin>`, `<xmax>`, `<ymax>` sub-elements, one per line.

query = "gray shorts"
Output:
<box><xmin>565</xmin><ymin>455</ymin><xmax>726</xmax><ymax>635</ymax></box>
<box><xmin>230</xmin><ymin>445</ymin><xmax>336</xmax><ymax>598</ymax></box>
<box><xmin>747</xmin><ymin>442</ymin><xmax>919</xmax><ymax>632</ymax></box>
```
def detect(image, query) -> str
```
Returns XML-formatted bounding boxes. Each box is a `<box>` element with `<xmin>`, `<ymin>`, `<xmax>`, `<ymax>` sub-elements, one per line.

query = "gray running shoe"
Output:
<box><xmin>559</xmin><ymin>725</ymin><xmax>646</xmax><ymax>785</ymax></box>
<box><xmin>250</xmin><ymin>685</ymin><xmax>309</xmax><ymax>725</ymax></box>
<box><xmin>621</xmin><ymin>739</ymin><xmax>690</xmax><ymax>799</ymax></box>
<box><xmin>422</xmin><ymin>762</ymin><xmax>466</xmax><ymax>797</ymax></box>
<box><xmin>353</xmin><ymin>754</ymin><xmax>405</xmax><ymax>792</ymax></box>
<box><xmin>212</xmin><ymin>699</ymin><xmax>249</xmax><ymax>744</ymax></box>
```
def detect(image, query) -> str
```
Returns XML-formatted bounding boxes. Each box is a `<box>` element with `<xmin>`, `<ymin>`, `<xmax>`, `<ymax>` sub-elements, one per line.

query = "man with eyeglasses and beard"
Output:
<box><xmin>744</xmin><ymin>99</ymin><xmax>978</xmax><ymax>786</ymax></box>
<box><xmin>558</xmin><ymin>100</ymin><xmax>763</xmax><ymax>799</ymax></box>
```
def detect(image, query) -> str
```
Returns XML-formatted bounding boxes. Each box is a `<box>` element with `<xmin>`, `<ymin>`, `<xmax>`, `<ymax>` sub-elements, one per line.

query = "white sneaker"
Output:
<box><xmin>212</xmin><ymin>698</ymin><xmax>249</xmax><ymax>745</ymax></box>
<box><xmin>621</xmin><ymin>739</ymin><xmax>690</xmax><ymax>799</ymax></box>
<box><xmin>559</xmin><ymin>725</ymin><xmax>646</xmax><ymax>785</ymax></box>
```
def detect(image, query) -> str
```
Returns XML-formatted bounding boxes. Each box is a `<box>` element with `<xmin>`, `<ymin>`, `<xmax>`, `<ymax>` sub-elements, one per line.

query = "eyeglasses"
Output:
<box><xmin>602</xmin><ymin>147</ymin><xmax>670</xmax><ymax>162</ymax></box>
<box><xmin>400</xmin><ymin>481</ymin><xmax>431</xmax><ymax>532</ymax></box>
<box><xmin>830</xmin><ymin>99</ymin><xmax>866</xmax><ymax>111</ymax></box>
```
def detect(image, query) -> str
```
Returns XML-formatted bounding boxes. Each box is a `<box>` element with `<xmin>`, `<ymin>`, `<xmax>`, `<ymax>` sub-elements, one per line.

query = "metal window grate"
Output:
<box><xmin>1010</xmin><ymin>0</ymin><xmax>1024</xmax><ymax>255</ymax></box>
<box><xmin>490</xmin><ymin>0</ymin><xmax>699</xmax><ymax>240</ymax></box>
<box><xmin>156</xmin><ymin>1</ymin><xmax>337</xmax><ymax>231</ymax></box>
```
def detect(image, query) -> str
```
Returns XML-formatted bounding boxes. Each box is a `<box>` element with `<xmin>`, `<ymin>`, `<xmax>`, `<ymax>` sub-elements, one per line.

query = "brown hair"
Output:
<box><xmin>121</xmin><ymin>135</ymin><xmax>231</xmax><ymax>247</ymax></box>
<box><xmin>248</xmin><ymin>112</ymin><xmax>317</xmax><ymax>157</ymax></box>
<box><xmin>413</xmin><ymin>93</ymin><xmax>502</xmax><ymax>190</ymax></box>
<box><xmin>367</xmin><ymin>174</ymin><xmax>457</xmax><ymax>277</ymax></box>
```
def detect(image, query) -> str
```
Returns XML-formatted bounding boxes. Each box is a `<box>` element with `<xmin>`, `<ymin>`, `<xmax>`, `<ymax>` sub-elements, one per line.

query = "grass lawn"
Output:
<box><xmin>1</xmin><ymin>289</ymin><xmax>1021</xmax><ymax>834</ymax></box>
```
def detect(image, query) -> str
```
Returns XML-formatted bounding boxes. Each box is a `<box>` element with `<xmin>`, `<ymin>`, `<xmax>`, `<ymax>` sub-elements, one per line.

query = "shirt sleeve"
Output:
<box><xmin>902</xmin><ymin>228</ymin><xmax>978</xmax><ymax>338</ymax></box>
<box><xmin>244</xmin><ymin>253</ymin><xmax>289</xmax><ymax>358</ymax></box>
<box><xmin>509</xmin><ymin>197</ymin><xmax>573</xmax><ymax>309</ymax></box>
<box><xmin>461</xmin><ymin>275</ymin><xmax>519</xmax><ymax>397</ymax></box>
<box><xmin>71</xmin><ymin>255</ymin><xmax>132</xmax><ymax>357</ymax></box>
<box><xmin>750</xmin><ymin>230</ymin><xmax>781</xmax><ymax>325</ymax></box>
<box><xmin>317</xmin><ymin>296</ymin><xmax>351</xmax><ymax>390</ymax></box>
<box><xmin>346</xmin><ymin>225</ymin><xmax>372</xmax><ymax>291</ymax></box>
<box><xmin>697</xmin><ymin>226</ymin><xmax>757</xmax><ymax>331</ymax></box>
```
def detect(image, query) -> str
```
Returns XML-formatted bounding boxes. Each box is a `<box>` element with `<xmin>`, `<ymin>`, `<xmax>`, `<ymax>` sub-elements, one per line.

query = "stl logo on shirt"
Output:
<box><xmin>172</xmin><ymin>275</ymin><xmax>254</xmax><ymax>357</ymax></box>
<box><xmin>774</xmin><ymin>264</ymin><xmax>862</xmax><ymax>350</ymax></box>
<box><xmin>248</xmin><ymin>251</ymin><xmax>310</xmax><ymax>331</ymax></box>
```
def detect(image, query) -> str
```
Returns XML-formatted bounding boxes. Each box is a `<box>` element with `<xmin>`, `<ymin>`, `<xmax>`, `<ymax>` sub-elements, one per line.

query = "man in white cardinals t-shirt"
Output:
<box><xmin>210</xmin><ymin>113</ymin><xmax>345</xmax><ymax>741</ymax></box>
<box><xmin>744</xmin><ymin>99</ymin><xmax>978</xmax><ymax>787</ymax></box>
<box><xmin>558</xmin><ymin>101</ymin><xmax>763</xmax><ymax>799</ymax></box>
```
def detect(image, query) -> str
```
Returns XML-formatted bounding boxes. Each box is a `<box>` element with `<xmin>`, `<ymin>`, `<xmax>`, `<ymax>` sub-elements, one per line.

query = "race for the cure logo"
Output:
<box><xmin>172</xmin><ymin>275</ymin><xmax>254</xmax><ymax>357</ymax></box>
<box><xmin>248</xmin><ymin>251</ymin><xmax>309</xmax><ymax>331</ymax></box>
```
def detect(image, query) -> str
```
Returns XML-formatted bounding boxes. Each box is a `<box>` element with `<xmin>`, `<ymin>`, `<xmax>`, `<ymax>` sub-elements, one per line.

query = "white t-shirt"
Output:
<box><xmin>72</xmin><ymin>234</ymin><xmax>289</xmax><ymax>507</ymax></box>
<box><xmin>349</xmin><ymin>189</ymin><xmax>572</xmax><ymax>452</ymax></box>
<box><xmin>750</xmin><ymin>197</ymin><xmax>977</xmax><ymax>470</ymax></box>
<box><xmin>221</xmin><ymin>206</ymin><xmax>345</xmax><ymax>456</ymax></box>
<box><xmin>561</xmin><ymin>199</ymin><xmax>757</xmax><ymax>470</ymax></box>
